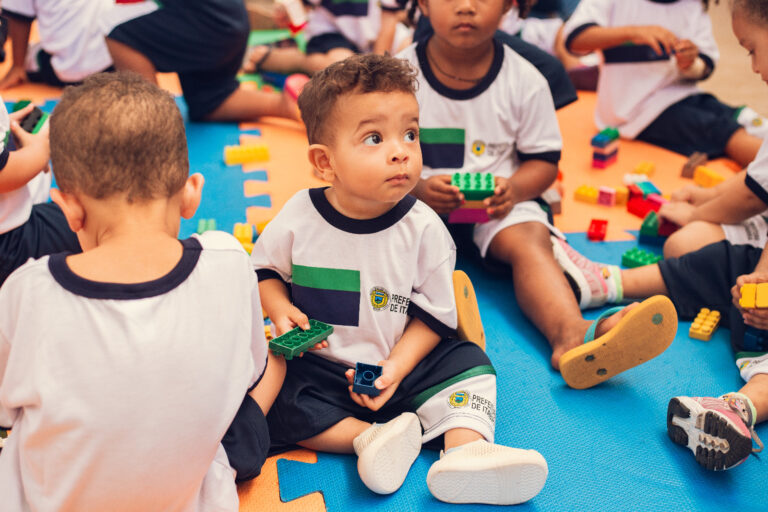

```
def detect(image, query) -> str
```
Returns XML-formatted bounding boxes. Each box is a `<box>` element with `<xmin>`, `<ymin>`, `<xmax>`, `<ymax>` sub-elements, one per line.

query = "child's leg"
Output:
<box><xmin>725</xmin><ymin>127</ymin><xmax>762</xmax><ymax>168</ymax></box>
<box><xmin>663</xmin><ymin>221</ymin><xmax>726</xmax><ymax>259</ymax></box>
<box><xmin>620</xmin><ymin>263</ymin><xmax>669</xmax><ymax>299</ymax></box>
<box><xmin>244</xmin><ymin>46</ymin><xmax>353</xmax><ymax>75</ymax></box>
<box><xmin>204</xmin><ymin>87</ymin><xmax>301</xmax><ymax>122</ymax></box>
<box><xmin>105</xmin><ymin>38</ymin><xmax>159</xmax><ymax>84</ymax></box>
<box><xmin>297</xmin><ymin>416</ymin><xmax>370</xmax><ymax>453</ymax></box>
<box><xmin>487</xmin><ymin>222</ymin><xmax>630</xmax><ymax>368</ymax></box>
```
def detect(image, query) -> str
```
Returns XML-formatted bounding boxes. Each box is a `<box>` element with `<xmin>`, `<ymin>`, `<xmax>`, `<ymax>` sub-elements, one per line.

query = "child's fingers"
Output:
<box><xmin>345</xmin><ymin>369</ymin><xmax>355</xmax><ymax>385</ymax></box>
<box><xmin>289</xmin><ymin>310</ymin><xmax>310</xmax><ymax>330</ymax></box>
<box><xmin>8</xmin><ymin>104</ymin><xmax>33</xmax><ymax>121</ymax></box>
<box><xmin>347</xmin><ymin>386</ymin><xmax>367</xmax><ymax>408</ymax></box>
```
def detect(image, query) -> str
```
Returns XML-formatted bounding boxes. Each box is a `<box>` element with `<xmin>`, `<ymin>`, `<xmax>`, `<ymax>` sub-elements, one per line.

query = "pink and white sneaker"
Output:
<box><xmin>550</xmin><ymin>236</ymin><xmax>622</xmax><ymax>309</ymax></box>
<box><xmin>667</xmin><ymin>394</ymin><xmax>763</xmax><ymax>470</ymax></box>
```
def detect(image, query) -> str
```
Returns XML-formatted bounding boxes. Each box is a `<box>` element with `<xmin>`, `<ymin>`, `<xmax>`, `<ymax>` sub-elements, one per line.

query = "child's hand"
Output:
<box><xmin>673</xmin><ymin>39</ymin><xmax>699</xmax><ymax>70</ymax></box>
<box><xmin>415</xmin><ymin>175</ymin><xmax>463</xmax><ymax>214</ymax></box>
<box><xmin>272</xmin><ymin>306</ymin><xmax>329</xmax><ymax>356</ymax></box>
<box><xmin>629</xmin><ymin>25</ymin><xmax>678</xmax><ymax>56</ymax></box>
<box><xmin>670</xmin><ymin>184</ymin><xmax>714</xmax><ymax>206</ymax></box>
<box><xmin>0</xmin><ymin>66</ymin><xmax>29</xmax><ymax>91</ymax></box>
<box><xmin>658</xmin><ymin>201</ymin><xmax>696</xmax><ymax>226</ymax></box>
<box><xmin>732</xmin><ymin>273</ymin><xmax>768</xmax><ymax>330</ymax></box>
<box><xmin>485</xmin><ymin>177</ymin><xmax>516</xmax><ymax>219</ymax></box>
<box><xmin>344</xmin><ymin>359</ymin><xmax>402</xmax><ymax>411</ymax></box>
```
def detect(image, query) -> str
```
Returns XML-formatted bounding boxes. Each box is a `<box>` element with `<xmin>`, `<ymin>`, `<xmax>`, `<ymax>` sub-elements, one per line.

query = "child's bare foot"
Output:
<box><xmin>549</xmin><ymin>303</ymin><xmax>638</xmax><ymax>370</ymax></box>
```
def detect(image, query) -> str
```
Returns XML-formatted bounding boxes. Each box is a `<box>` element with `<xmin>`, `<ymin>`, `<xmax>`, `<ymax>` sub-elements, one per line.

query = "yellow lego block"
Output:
<box><xmin>574</xmin><ymin>184</ymin><xmax>598</xmax><ymax>204</ymax></box>
<box><xmin>689</xmin><ymin>308</ymin><xmax>721</xmax><ymax>341</ymax></box>
<box><xmin>233</xmin><ymin>222</ymin><xmax>253</xmax><ymax>245</ymax></box>
<box><xmin>693</xmin><ymin>166</ymin><xmax>724</xmax><ymax>188</ymax></box>
<box><xmin>757</xmin><ymin>283</ymin><xmax>768</xmax><ymax>308</ymax></box>
<box><xmin>223</xmin><ymin>144</ymin><xmax>269</xmax><ymax>166</ymax></box>
<box><xmin>615</xmin><ymin>186</ymin><xmax>629</xmax><ymax>205</ymax></box>
<box><xmin>634</xmin><ymin>161</ymin><xmax>655</xmax><ymax>176</ymax></box>
<box><xmin>740</xmin><ymin>283</ymin><xmax>757</xmax><ymax>309</ymax></box>
<box><xmin>255</xmin><ymin>219</ymin><xmax>272</xmax><ymax>235</ymax></box>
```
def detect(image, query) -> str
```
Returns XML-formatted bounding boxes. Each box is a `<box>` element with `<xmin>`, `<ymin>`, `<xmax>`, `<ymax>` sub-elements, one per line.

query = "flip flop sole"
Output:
<box><xmin>559</xmin><ymin>295</ymin><xmax>677</xmax><ymax>389</ymax></box>
<box><xmin>453</xmin><ymin>270</ymin><xmax>485</xmax><ymax>350</ymax></box>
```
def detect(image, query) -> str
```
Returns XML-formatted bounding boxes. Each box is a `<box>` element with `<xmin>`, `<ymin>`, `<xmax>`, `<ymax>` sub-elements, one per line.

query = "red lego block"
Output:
<box><xmin>592</xmin><ymin>154</ymin><xmax>617</xmax><ymax>169</ymax></box>
<box><xmin>627</xmin><ymin>184</ymin><xmax>643</xmax><ymax>200</ymax></box>
<box><xmin>627</xmin><ymin>197</ymin><xmax>652</xmax><ymax>218</ymax></box>
<box><xmin>658</xmin><ymin>219</ymin><xmax>679</xmax><ymax>236</ymax></box>
<box><xmin>587</xmin><ymin>219</ymin><xmax>608</xmax><ymax>241</ymax></box>
<box><xmin>646</xmin><ymin>193</ymin><xmax>667</xmax><ymax>211</ymax></box>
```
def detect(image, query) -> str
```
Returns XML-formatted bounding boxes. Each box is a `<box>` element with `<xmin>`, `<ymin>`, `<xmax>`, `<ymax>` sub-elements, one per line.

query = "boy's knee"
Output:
<box><xmin>663</xmin><ymin>221</ymin><xmax>723</xmax><ymax>259</ymax></box>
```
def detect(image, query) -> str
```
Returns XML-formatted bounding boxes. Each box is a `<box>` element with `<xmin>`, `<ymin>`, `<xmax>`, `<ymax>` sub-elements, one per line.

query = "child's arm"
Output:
<box><xmin>659</xmin><ymin>172</ymin><xmax>766</xmax><ymax>227</ymax></box>
<box><xmin>344</xmin><ymin>316</ymin><xmax>440</xmax><ymax>411</ymax></box>
<box><xmin>258</xmin><ymin>278</ymin><xmax>329</xmax><ymax>351</ymax></box>
<box><xmin>568</xmin><ymin>25</ymin><xmax>678</xmax><ymax>56</ymax></box>
<box><xmin>0</xmin><ymin>14</ymin><xmax>32</xmax><ymax>90</ymax></box>
<box><xmin>372</xmin><ymin>9</ymin><xmax>400</xmax><ymax>55</ymax></box>
<box><xmin>0</xmin><ymin>106</ymin><xmax>50</xmax><ymax>194</ymax></box>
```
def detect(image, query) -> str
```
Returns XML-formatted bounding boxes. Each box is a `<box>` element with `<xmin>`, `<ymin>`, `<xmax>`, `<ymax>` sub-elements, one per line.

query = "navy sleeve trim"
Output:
<box><xmin>407</xmin><ymin>302</ymin><xmax>458</xmax><ymax>339</ymax></box>
<box><xmin>745</xmin><ymin>174</ymin><xmax>768</xmax><ymax>207</ymax></box>
<box><xmin>256</xmin><ymin>268</ymin><xmax>285</xmax><ymax>282</ymax></box>
<box><xmin>564</xmin><ymin>22</ymin><xmax>597</xmax><ymax>54</ymax></box>
<box><xmin>1</xmin><ymin>9</ymin><xmax>35</xmax><ymax>23</ymax></box>
<box><xmin>517</xmin><ymin>150</ymin><xmax>561</xmax><ymax>164</ymax></box>
<box><xmin>699</xmin><ymin>53</ymin><xmax>715</xmax><ymax>80</ymax></box>
<box><xmin>380</xmin><ymin>5</ymin><xmax>403</xmax><ymax>11</ymax></box>
<box><xmin>0</xmin><ymin>146</ymin><xmax>9</xmax><ymax>171</ymax></box>
<box><xmin>247</xmin><ymin>354</ymin><xmax>269</xmax><ymax>392</ymax></box>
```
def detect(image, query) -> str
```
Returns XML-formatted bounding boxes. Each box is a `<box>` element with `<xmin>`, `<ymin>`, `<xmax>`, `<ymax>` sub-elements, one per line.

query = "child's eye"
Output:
<box><xmin>363</xmin><ymin>133</ymin><xmax>382</xmax><ymax>145</ymax></box>
<box><xmin>404</xmin><ymin>130</ymin><xmax>417</xmax><ymax>142</ymax></box>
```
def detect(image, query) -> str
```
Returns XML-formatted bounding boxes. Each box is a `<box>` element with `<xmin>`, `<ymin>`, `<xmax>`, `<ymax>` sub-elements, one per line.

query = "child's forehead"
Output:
<box><xmin>333</xmin><ymin>90</ymin><xmax>419</xmax><ymax>124</ymax></box>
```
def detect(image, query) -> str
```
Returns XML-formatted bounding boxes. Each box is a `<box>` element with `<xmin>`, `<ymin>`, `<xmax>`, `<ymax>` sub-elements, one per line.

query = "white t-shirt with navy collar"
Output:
<box><xmin>562</xmin><ymin>0</ymin><xmax>719</xmax><ymax>138</ymax></box>
<box><xmin>0</xmin><ymin>232</ymin><xmax>267</xmax><ymax>512</ymax></box>
<box><xmin>305</xmin><ymin>0</ymin><xmax>405</xmax><ymax>53</ymax></box>
<box><xmin>251</xmin><ymin>188</ymin><xmax>458</xmax><ymax>367</ymax></box>
<box><xmin>397</xmin><ymin>38</ymin><xmax>563</xmax><ymax>179</ymax></box>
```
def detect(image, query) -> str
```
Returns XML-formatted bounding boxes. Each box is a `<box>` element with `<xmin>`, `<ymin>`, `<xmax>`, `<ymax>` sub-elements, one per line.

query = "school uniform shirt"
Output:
<box><xmin>305</xmin><ymin>0</ymin><xmax>405</xmax><ymax>52</ymax></box>
<box><xmin>2</xmin><ymin>0</ymin><xmax>116</xmax><ymax>82</ymax></box>
<box><xmin>500</xmin><ymin>8</ymin><xmax>563</xmax><ymax>56</ymax></box>
<box><xmin>398</xmin><ymin>38</ymin><xmax>561</xmax><ymax>179</ymax></box>
<box><xmin>0</xmin><ymin>232</ymin><xmax>267</xmax><ymax>512</ymax></box>
<box><xmin>745</xmin><ymin>139</ymin><xmax>768</xmax><ymax>207</ymax></box>
<box><xmin>251</xmin><ymin>188</ymin><xmax>458</xmax><ymax>367</ymax></box>
<box><xmin>562</xmin><ymin>0</ymin><xmax>719</xmax><ymax>138</ymax></box>
<box><xmin>0</xmin><ymin>100</ymin><xmax>51</xmax><ymax>235</ymax></box>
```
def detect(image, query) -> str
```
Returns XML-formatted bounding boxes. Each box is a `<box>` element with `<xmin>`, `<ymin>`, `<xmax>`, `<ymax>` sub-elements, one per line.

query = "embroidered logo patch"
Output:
<box><xmin>449</xmin><ymin>390</ymin><xmax>470</xmax><ymax>408</ymax></box>
<box><xmin>471</xmin><ymin>140</ymin><xmax>486</xmax><ymax>156</ymax></box>
<box><xmin>370</xmin><ymin>287</ymin><xmax>389</xmax><ymax>311</ymax></box>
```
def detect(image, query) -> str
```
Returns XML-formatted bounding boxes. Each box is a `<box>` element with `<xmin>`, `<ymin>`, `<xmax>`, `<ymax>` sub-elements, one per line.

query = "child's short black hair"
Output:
<box><xmin>297</xmin><ymin>53</ymin><xmax>418</xmax><ymax>145</ymax></box>
<box><xmin>731</xmin><ymin>0</ymin><xmax>768</xmax><ymax>22</ymax></box>
<box><xmin>50</xmin><ymin>71</ymin><xmax>189</xmax><ymax>202</ymax></box>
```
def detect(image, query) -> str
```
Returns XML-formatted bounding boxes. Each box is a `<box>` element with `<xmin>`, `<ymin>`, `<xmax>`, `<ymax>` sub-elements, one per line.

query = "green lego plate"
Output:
<box><xmin>269</xmin><ymin>319</ymin><xmax>334</xmax><ymax>360</ymax></box>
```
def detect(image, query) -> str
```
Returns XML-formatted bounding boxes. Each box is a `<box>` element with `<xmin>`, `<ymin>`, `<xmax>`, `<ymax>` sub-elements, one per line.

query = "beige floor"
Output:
<box><xmin>701</xmin><ymin>1</ymin><xmax>768</xmax><ymax>116</ymax></box>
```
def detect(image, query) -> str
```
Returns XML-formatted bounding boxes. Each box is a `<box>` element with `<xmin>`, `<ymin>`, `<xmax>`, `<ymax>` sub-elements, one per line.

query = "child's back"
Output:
<box><xmin>0</xmin><ymin>72</ymin><xmax>265</xmax><ymax>511</ymax></box>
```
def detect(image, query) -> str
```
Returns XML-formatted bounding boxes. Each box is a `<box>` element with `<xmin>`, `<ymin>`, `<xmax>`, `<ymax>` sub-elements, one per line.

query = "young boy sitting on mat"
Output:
<box><xmin>399</xmin><ymin>0</ymin><xmax>678</xmax><ymax>390</ymax></box>
<box><xmin>0</xmin><ymin>72</ymin><xmax>283</xmax><ymax>510</ymax></box>
<box><xmin>251</xmin><ymin>53</ymin><xmax>548</xmax><ymax>506</ymax></box>
<box><xmin>615</xmin><ymin>0</ymin><xmax>768</xmax><ymax>473</ymax></box>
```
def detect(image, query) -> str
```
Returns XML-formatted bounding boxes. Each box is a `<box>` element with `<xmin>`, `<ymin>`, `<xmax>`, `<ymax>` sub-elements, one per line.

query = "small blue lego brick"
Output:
<box><xmin>353</xmin><ymin>362</ymin><xmax>382</xmax><ymax>396</ymax></box>
<box><xmin>590</xmin><ymin>133</ymin><xmax>612</xmax><ymax>148</ymax></box>
<box><xmin>269</xmin><ymin>319</ymin><xmax>334</xmax><ymax>360</ymax></box>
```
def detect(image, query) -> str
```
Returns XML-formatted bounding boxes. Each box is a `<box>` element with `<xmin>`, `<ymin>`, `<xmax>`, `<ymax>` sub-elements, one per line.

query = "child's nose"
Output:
<box><xmin>455</xmin><ymin>0</ymin><xmax>476</xmax><ymax>13</ymax></box>
<box><xmin>390</xmin><ymin>141</ymin><xmax>409</xmax><ymax>163</ymax></box>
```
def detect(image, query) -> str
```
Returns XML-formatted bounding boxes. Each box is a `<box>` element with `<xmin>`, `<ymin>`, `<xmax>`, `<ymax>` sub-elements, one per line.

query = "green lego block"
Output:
<box><xmin>196</xmin><ymin>218</ymin><xmax>217</xmax><ymax>234</ymax></box>
<box><xmin>599</xmin><ymin>127</ymin><xmax>619</xmax><ymax>141</ymax></box>
<box><xmin>621</xmin><ymin>248</ymin><xmax>663</xmax><ymax>268</ymax></box>
<box><xmin>269</xmin><ymin>319</ymin><xmax>334</xmax><ymax>360</ymax></box>
<box><xmin>640</xmin><ymin>211</ymin><xmax>659</xmax><ymax>237</ymax></box>
<box><xmin>451</xmin><ymin>172</ymin><xmax>495</xmax><ymax>200</ymax></box>
<box><xmin>11</xmin><ymin>99</ymin><xmax>31</xmax><ymax>112</ymax></box>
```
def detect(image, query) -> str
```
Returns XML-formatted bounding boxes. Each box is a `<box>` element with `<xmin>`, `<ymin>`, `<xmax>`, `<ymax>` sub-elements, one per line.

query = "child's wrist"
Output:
<box><xmin>679</xmin><ymin>56</ymin><xmax>706</xmax><ymax>79</ymax></box>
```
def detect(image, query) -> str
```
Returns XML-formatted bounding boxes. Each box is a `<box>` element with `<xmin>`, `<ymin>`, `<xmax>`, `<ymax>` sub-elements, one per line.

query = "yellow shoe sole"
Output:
<box><xmin>453</xmin><ymin>270</ymin><xmax>485</xmax><ymax>350</ymax></box>
<box><xmin>559</xmin><ymin>295</ymin><xmax>677</xmax><ymax>389</ymax></box>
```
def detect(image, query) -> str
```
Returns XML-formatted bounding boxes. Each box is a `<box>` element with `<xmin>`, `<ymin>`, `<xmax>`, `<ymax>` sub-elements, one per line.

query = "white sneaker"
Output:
<box><xmin>427</xmin><ymin>439</ymin><xmax>548</xmax><ymax>505</ymax></box>
<box><xmin>551</xmin><ymin>236</ymin><xmax>622</xmax><ymax>309</ymax></box>
<box><xmin>353</xmin><ymin>412</ymin><xmax>422</xmax><ymax>494</ymax></box>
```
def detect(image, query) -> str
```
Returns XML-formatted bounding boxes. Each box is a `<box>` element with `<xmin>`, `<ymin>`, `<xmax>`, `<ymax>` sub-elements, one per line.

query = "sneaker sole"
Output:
<box><xmin>559</xmin><ymin>295</ymin><xmax>677</xmax><ymax>389</ymax></box>
<box><xmin>357</xmin><ymin>413</ymin><xmax>422</xmax><ymax>494</ymax></box>
<box><xmin>453</xmin><ymin>270</ymin><xmax>485</xmax><ymax>350</ymax></box>
<box><xmin>427</xmin><ymin>450</ymin><xmax>548</xmax><ymax>505</ymax></box>
<box><xmin>667</xmin><ymin>396</ymin><xmax>753</xmax><ymax>470</ymax></box>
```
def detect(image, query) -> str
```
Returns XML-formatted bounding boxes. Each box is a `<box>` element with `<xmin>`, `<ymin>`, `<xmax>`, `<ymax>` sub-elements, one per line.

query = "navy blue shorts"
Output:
<box><xmin>658</xmin><ymin>241</ymin><xmax>762</xmax><ymax>351</ymax></box>
<box><xmin>222</xmin><ymin>395</ymin><xmax>270</xmax><ymax>483</ymax></box>
<box><xmin>27</xmin><ymin>49</ymin><xmax>113</xmax><ymax>88</ymax></box>
<box><xmin>267</xmin><ymin>339</ymin><xmax>492</xmax><ymax>454</ymax></box>
<box><xmin>305</xmin><ymin>32</ymin><xmax>360</xmax><ymax>55</ymax></box>
<box><xmin>107</xmin><ymin>0</ymin><xmax>250</xmax><ymax>120</ymax></box>
<box><xmin>636</xmin><ymin>93</ymin><xmax>742</xmax><ymax>158</ymax></box>
<box><xmin>0</xmin><ymin>202</ymin><xmax>81</xmax><ymax>286</ymax></box>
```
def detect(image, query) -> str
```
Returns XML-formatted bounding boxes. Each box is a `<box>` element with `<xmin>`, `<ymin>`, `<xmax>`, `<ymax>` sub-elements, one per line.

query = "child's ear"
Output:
<box><xmin>307</xmin><ymin>144</ymin><xmax>335</xmax><ymax>182</ymax></box>
<box><xmin>417</xmin><ymin>0</ymin><xmax>429</xmax><ymax>17</ymax></box>
<box><xmin>50</xmin><ymin>188</ymin><xmax>85</xmax><ymax>233</ymax></box>
<box><xmin>180</xmin><ymin>173</ymin><xmax>204</xmax><ymax>219</ymax></box>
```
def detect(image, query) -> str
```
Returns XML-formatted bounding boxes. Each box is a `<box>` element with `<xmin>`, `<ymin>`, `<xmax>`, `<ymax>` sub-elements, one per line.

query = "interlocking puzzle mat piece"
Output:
<box><xmin>237</xmin><ymin>449</ymin><xmax>325</xmax><ymax>512</ymax></box>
